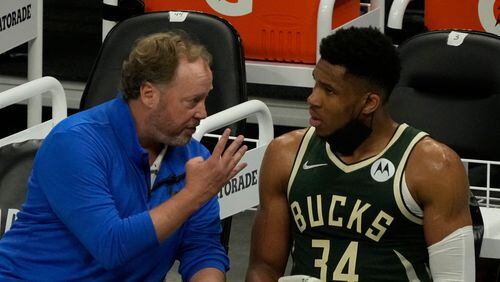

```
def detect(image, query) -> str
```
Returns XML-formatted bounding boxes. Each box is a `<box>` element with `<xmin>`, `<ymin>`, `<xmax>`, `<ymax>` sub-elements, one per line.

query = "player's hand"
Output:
<box><xmin>185</xmin><ymin>128</ymin><xmax>248</xmax><ymax>202</ymax></box>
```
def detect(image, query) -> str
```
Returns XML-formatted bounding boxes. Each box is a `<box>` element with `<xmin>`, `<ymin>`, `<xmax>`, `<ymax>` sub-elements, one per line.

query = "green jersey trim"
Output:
<box><xmin>287</xmin><ymin>127</ymin><xmax>316</xmax><ymax>198</ymax></box>
<box><xmin>325</xmin><ymin>124</ymin><xmax>409</xmax><ymax>173</ymax></box>
<box><xmin>393</xmin><ymin>131</ymin><xmax>429</xmax><ymax>224</ymax></box>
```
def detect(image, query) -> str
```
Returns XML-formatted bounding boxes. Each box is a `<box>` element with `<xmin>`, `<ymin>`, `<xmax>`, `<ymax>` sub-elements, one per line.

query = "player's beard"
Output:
<box><xmin>320</xmin><ymin>112</ymin><xmax>373</xmax><ymax>156</ymax></box>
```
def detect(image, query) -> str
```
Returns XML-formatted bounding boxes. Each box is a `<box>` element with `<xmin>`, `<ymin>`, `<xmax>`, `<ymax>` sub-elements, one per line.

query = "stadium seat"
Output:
<box><xmin>389</xmin><ymin>30</ymin><xmax>500</xmax><ymax>161</ymax></box>
<box><xmin>0</xmin><ymin>140</ymin><xmax>42</xmax><ymax>238</ymax></box>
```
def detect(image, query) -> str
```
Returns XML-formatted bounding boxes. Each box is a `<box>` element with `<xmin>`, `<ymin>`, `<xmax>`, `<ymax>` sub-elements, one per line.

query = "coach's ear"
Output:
<box><xmin>361</xmin><ymin>92</ymin><xmax>380</xmax><ymax>115</ymax></box>
<box><xmin>140</xmin><ymin>81</ymin><xmax>160</xmax><ymax>109</ymax></box>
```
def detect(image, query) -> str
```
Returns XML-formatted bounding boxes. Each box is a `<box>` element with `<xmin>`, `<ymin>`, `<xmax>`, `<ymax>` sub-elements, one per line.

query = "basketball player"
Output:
<box><xmin>246</xmin><ymin>27</ymin><xmax>474</xmax><ymax>281</ymax></box>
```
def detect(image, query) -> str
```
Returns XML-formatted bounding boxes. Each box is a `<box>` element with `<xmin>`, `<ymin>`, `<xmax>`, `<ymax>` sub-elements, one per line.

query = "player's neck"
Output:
<box><xmin>336</xmin><ymin>112</ymin><xmax>398</xmax><ymax>164</ymax></box>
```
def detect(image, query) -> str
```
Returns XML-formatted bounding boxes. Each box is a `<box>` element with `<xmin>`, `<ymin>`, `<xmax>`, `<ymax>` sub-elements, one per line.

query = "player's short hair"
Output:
<box><xmin>319</xmin><ymin>27</ymin><xmax>400</xmax><ymax>102</ymax></box>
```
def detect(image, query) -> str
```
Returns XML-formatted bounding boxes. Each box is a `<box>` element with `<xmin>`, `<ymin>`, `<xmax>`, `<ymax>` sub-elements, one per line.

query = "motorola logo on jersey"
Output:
<box><xmin>370</xmin><ymin>158</ymin><xmax>395</xmax><ymax>182</ymax></box>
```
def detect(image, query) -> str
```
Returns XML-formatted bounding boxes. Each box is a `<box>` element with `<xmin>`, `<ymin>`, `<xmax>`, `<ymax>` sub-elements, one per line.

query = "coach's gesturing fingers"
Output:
<box><xmin>150</xmin><ymin>128</ymin><xmax>248</xmax><ymax>242</ymax></box>
<box><xmin>184</xmin><ymin>128</ymin><xmax>248</xmax><ymax>202</ymax></box>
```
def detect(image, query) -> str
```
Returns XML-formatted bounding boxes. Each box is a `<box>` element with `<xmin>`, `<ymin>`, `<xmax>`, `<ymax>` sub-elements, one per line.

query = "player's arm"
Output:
<box><xmin>406</xmin><ymin>137</ymin><xmax>474</xmax><ymax>281</ymax></box>
<box><xmin>246</xmin><ymin>129</ymin><xmax>306</xmax><ymax>282</ymax></box>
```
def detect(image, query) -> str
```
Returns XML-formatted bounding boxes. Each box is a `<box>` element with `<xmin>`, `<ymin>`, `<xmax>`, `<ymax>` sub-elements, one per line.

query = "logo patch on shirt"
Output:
<box><xmin>302</xmin><ymin>161</ymin><xmax>328</xmax><ymax>170</ymax></box>
<box><xmin>370</xmin><ymin>158</ymin><xmax>395</xmax><ymax>182</ymax></box>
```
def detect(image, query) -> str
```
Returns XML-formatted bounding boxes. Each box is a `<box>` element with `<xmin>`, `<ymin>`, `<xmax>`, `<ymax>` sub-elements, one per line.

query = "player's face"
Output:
<box><xmin>149</xmin><ymin>57</ymin><xmax>212</xmax><ymax>146</ymax></box>
<box><xmin>307</xmin><ymin>59</ymin><xmax>367</xmax><ymax>137</ymax></box>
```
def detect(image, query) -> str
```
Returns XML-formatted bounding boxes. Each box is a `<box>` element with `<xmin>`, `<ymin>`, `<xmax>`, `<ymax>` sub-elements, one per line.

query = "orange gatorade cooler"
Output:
<box><xmin>425</xmin><ymin>0</ymin><xmax>500</xmax><ymax>36</ymax></box>
<box><xmin>145</xmin><ymin>0</ymin><xmax>360</xmax><ymax>63</ymax></box>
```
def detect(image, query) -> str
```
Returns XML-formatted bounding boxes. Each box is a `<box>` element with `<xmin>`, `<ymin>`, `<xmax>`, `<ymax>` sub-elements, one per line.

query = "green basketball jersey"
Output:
<box><xmin>287</xmin><ymin>124</ymin><xmax>431</xmax><ymax>281</ymax></box>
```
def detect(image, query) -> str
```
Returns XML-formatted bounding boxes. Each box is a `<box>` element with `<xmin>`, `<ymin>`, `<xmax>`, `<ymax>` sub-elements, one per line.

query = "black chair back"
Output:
<box><xmin>80</xmin><ymin>11</ymin><xmax>247</xmax><ymax>125</ymax></box>
<box><xmin>389</xmin><ymin>30</ymin><xmax>500</xmax><ymax>161</ymax></box>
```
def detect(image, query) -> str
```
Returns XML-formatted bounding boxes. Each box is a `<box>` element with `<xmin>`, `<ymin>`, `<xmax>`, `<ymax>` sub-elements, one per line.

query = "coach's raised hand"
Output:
<box><xmin>151</xmin><ymin>128</ymin><xmax>248</xmax><ymax>242</ymax></box>
<box><xmin>186</xmin><ymin>128</ymin><xmax>248</xmax><ymax>202</ymax></box>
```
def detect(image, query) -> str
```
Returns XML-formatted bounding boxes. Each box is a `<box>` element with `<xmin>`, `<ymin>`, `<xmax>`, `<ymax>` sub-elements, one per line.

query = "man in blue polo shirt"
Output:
<box><xmin>0</xmin><ymin>31</ymin><xmax>247</xmax><ymax>281</ymax></box>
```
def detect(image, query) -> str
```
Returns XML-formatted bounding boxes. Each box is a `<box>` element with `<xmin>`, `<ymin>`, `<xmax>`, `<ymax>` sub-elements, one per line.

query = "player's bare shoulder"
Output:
<box><xmin>266</xmin><ymin>128</ymin><xmax>308</xmax><ymax>159</ymax></box>
<box><xmin>409</xmin><ymin>136</ymin><xmax>463</xmax><ymax>173</ymax></box>
<box><xmin>406</xmin><ymin>136</ymin><xmax>468</xmax><ymax>201</ymax></box>
<box><xmin>261</xmin><ymin>129</ymin><xmax>308</xmax><ymax>188</ymax></box>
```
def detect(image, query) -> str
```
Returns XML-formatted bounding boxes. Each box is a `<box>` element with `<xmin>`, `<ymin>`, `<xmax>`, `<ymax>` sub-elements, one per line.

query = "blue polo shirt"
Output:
<box><xmin>0</xmin><ymin>97</ymin><xmax>229</xmax><ymax>281</ymax></box>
